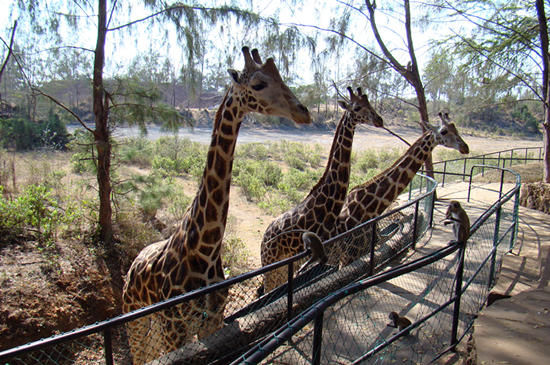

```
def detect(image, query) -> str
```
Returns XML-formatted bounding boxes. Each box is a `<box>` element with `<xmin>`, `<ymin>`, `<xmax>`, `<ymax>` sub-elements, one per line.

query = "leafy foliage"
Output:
<box><xmin>0</xmin><ymin>111</ymin><xmax>69</xmax><ymax>151</ymax></box>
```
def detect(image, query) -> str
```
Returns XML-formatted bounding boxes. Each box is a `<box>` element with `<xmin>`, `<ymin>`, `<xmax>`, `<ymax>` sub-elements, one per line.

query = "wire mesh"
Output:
<box><xmin>0</xmin><ymin>165</ymin><xmax>521</xmax><ymax>365</ymax></box>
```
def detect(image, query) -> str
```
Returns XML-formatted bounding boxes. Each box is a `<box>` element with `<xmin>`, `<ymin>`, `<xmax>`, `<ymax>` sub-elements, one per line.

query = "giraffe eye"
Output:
<box><xmin>353</xmin><ymin>106</ymin><xmax>361</xmax><ymax>112</ymax></box>
<box><xmin>251</xmin><ymin>81</ymin><xmax>268</xmax><ymax>91</ymax></box>
<box><xmin>441</xmin><ymin>129</ymin><xmax>448</xmax><ymax>135</ymax></box>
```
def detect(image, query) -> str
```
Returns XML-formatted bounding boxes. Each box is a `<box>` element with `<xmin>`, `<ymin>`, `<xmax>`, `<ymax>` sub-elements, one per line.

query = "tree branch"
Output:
<box><xmin>32</xmin><ymin>88</ymin><xmax>96</xmax><ymax>135</ymax></box>
<box><xmin>451</xmin><ymin>29</ymin><xmax>543</xmax><ymax>101</ymax></box>
<box><xmin>0</xmin><ymin>21</ymin><xmax>18</xmax><ymax>89</ymax></box>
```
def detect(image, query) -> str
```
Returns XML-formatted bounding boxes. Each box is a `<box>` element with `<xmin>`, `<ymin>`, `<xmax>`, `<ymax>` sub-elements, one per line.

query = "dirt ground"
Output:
<box><xmin>0</xmin><ymin>130</ymin><xmax>542</xmax><ymax>354</ymax></box>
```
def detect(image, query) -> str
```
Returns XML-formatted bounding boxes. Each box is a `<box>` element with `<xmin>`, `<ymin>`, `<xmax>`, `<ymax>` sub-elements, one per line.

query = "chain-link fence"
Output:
<box><xmin>0</xmin><ymin>173</ymin><xmax>436</xmax><ymax>365</ymax></box>
<box><xmin>234</xmin><ymin>167</ymin><xmax>521</xmax><ymax>364</ymax></box>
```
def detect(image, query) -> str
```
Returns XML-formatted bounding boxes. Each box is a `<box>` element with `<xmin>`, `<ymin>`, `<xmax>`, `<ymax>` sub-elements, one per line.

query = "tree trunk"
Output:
<box><xmin>536</xmin><ymin>0</ymin><xmax>550</xmax><ymax>182</ymax></box>
<box><xmin>93</xmin><ymin>0</ymin><xmax>113</xmax><ymax>243</ymax></box>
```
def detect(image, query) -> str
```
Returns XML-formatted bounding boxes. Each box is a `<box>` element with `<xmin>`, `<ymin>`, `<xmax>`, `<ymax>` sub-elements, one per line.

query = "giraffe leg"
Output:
<box><xmin>126</xmin><ymin>313</ymin><xmax>157</xmax><ymax>365</ymax></box>
<box><xmin>197</xmin><ymin>289</ymin><xmax>228</xmax><ymax>339</ymax></box>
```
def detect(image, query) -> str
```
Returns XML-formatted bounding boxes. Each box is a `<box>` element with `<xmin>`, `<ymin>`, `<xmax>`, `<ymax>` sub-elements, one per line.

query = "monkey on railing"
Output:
<box><xmin>443</xmin><ymin>200</ymin><xmax>470</xmax><ymax>244</ymax></box>
<box><xmin>296</xmin><ymin>231</ymin><xmax>328</xmax><ymax>275</ymax></box>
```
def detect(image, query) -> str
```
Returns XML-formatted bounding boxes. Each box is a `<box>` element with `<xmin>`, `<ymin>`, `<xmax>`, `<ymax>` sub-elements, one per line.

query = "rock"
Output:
<box><xmin>520</xmin><ymin>182</ymin><xmax>550</xmax><ymax>214</ymax></box>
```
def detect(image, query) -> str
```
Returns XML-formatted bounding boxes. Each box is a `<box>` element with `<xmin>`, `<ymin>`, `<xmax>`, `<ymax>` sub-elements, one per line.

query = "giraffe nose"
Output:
<box><xmin>297</xmin><ymin>104</ymin><xmax>309</xmax><ymax>114</ymax></box>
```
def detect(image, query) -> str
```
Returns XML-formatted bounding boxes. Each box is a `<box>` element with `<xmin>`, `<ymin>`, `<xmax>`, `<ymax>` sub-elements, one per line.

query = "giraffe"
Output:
<box><xmin>121</xmin><ymin>47</ymin><xmax>311</xmax><ymax>364</ymax></box>
<box><xmin>335</xmin><ymin>112</ymin><xmax>469</xmax><ymax>265</ymax></box>
<box><xmin>260</xmin><ymin>87</ymin><xmax>384</xmax><ymax>293</ymax></box>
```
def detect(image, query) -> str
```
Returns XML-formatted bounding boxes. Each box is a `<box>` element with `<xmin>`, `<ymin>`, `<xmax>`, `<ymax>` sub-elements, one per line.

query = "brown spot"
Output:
<box><xmin>199</xmin><ymin>189</ymin><xmax>207</xmax><ymax>206</ymax></box>
<box><xmin>377</xmin><ymin>179</ymin><xmax>390</xmax><ymax>194</ymax></box>
<box><xmin>399</xmin><ymin>171</ymin><xmax>410</xmax><ymax>185</ymax></box>
<box><xmin>207</xmin><ymin>150</ymin><xmax>214</xmax><ymax>170</ymax></box>
<box><xmin>162</xmin><ymin>252</ymin><xmax>177</xmax><ymax>271</ymax></box>
<box><xmin>203</xmin><ymin>227</ymin><xmax>221</xmax><ymax>244</ymax></box>
<box><xmin>207</xmin><ymin>266</ymin><xmax>215</xmax><ymax>279</ymax></box>
<box><xmin>200</xmin><ymin>244</ymin><xmax>214</xmax><ymax>257</ymax></box>
<box><xmin>384</xmin><ymin>185</ymin><xmax>396</xmax><ymax>201</ymax></box>
<box><xmin>213</xmin><ymin>188</ymin><xmax>224</xmax><ymax>204</ymax></box>
<box><xmin>410</xmin><ymin>160</ymin><xmax>421</xmax><ymax>172</ymax></box>
<box><xmin>338</xmin><ymin>166</ymin><xmax>349</xmax><ymax>182</ymax></box>
<box><xmin>187</xmin><ymin>222</ymin><xmax>199</xmax><ymax>250</ymax></box>
<box><xmin>232</xmin><ymin>106</ymin><xmax>238</xmax><ymax>115</ymax></box>
<box><xmin>225</xmin><ymin>96</ymin><xmax>233</xmax><ymax>107</ymax></box>
<box><xmin>221</xmin><ymin>122</ymin><xmax>233</xmax><ymax>135</ymax></box>
<box><xmin>185</xmin><ymin>276</ymin><xmax>207</xmax><ymax>291</ymax></box>
<box><xmin>205</xmin><ymin>202</ymin><xmax>218</xmax><ymax>221</ymax></box>
<box><xmin>207</xmin><ymin>175</ymin><xmax>219</xmax><ymax>191</ymax></box>
<box><xmin>215</xmin><ymin>154</ymin><xmax>227</xmax><ymax>177</ymax></box>
<box><xmin>223</xmin><ymin>110</ymin><xmax>233</xmax><ymax>122</ymax></box>
<box><xmin>219</xmin><ymin>136</ymin><xmax>232</xmax><ymax>153</ymax></box>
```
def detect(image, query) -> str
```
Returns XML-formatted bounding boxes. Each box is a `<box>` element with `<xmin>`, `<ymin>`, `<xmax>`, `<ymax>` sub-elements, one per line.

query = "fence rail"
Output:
<box><xmin>428</xmin><ymin>145</ymin><xmax>541</xmax><ymax>186</ymax></box>
<box><xmin>0</xmin><ymin>174</ymin><xmax>437</xmax><ymax>365</ymax></box>
<box><xmin>235</xmin><ymin>166</ymin><xmax>521</xmax><ymax>364</ymax></box>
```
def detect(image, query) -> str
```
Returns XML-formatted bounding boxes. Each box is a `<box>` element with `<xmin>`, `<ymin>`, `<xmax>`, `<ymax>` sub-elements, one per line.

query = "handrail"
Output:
<box><xmin>0</xmin><ymin>173</ymin><xmax>437</xmax><ymax>363</ymax></box>
<box><xmin>236</xmin><ymin>165</ymin><xmax>521</xmax><ymax>364</ymax></box>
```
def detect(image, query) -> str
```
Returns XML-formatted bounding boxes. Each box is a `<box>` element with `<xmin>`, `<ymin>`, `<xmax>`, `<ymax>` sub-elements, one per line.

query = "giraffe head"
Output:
<box><xmin>227</xmin><ymin>47</ymin><xmax>311</xmax><ymax>124</ymax></box>
<box><xmin>426</xmin><ymin>112</ymin><xmax>469</xmax><ymax>154</ymax></box>
<box><xmin>337</xmin><ymin>87</ymin><xmax>383</xmax><ymax>128</ymax></box>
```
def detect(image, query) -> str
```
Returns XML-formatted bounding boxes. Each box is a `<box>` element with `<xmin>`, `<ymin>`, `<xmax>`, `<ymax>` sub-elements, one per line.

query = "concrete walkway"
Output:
<box><xmin>430</xmin><ymin>181</ymin><xmax>550</xmax><ymax>364</ymax></box>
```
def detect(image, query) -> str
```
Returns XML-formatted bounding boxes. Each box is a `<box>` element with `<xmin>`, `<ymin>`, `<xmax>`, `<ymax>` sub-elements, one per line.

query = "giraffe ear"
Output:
<box><xmin>228</xmin><ymin>69</ymin><xmax>240</xmax><ymax>84</ymax></box>
<box><xmin>338</xmin><ymin>100</ymin><xmax>349</xmax><ymax>110</ymax></box>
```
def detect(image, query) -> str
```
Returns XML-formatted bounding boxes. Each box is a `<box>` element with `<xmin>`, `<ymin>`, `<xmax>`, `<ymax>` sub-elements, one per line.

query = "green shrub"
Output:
<box><xmin>117</xmin><ymin>137</ymin><xmax>153</xmax><ymax>167</ymax></box>
<box><xmin>68</xmin><ymin>129</ymin><xmax>97</xmax><ymax>174</ymax></box>
<box><xmin>222</xmin><ymin>236</ymin><xmax>249</xmax><ymax>277</ymax></box>
<box><xmin>0</xmin><ymin>111</ymin><xmax>69</xmax><ymax>151</ymax></box>
<box><xmin>0</xmin><ymin>184</ymin><xmax>66</xmax><ymax>245</ymax></box>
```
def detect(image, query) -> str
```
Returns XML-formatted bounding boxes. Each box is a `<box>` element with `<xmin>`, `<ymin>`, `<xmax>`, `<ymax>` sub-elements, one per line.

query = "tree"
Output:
<box><xmin>364</xmin><ymin>0</ymin><xmax>435</xmax><ymax>176</ymax></box>
<box><xmin>0</xmin><ymin>21</ymin><xmax>17</xmax><ymax>103</ymax></box>
<box><xmin>438</xmin><ymin>0</ymin><xmax>550</xmax><ymax>181</ymax></box>
<box><xmin>3</xmin><ymin>0</ymin><xmax>272</xmax><ymax>244</ymax></box>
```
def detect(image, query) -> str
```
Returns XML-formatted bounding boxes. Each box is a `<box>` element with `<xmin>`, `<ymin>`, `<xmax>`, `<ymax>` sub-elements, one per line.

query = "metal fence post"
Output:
<box><xmin>489</xmin><ymin>205</ymin><xmax>502</xmax><ymax>287</ymax></box>
<box><xmin>103</xmin><ymin>328</ymin><xmax>114</xmax><ymax>365</ymax></box>
<box><xmin>442</xmin><ymin>161</ymin><xmax>447</xmax><ymax>187</ymax></box>
<box><xmin>524</xmin><ymin>148</ymin><xmax>528</xmax><ymax>165</ymax></box>
<box><xmin>510</xmin><ymin>188</ymin><xmax>520</xmax><ymax>250</ymax></box>
<box><xmin>482</xmin><ymin>155</ymin><xmax>485</xmax><ymax>176</ymax></box>
<box><xmin>498</xmin><ymin>151</ymin><xmax>502</xmax><ymax>168</ymax></box>
<box><xmin>369</xmin><ymin>222</ymin><xmax>377</xmax><ymax>276</ymax></box>
<box><xmin>412</xmin><ymin>201</ymin><xmax>420</xmax><ymax>250</ymax></box>
<box><xmin>510</xmin><ymin>149</ymin><xmax>514</xmax><ymax>167</ymax></box>
<box><xmin>462</xmin><ymin>158</ymin><xmax>467</xmax><ymax>181</ymax></box>
<box><xmin>450</xmin><ymin>242</ymin><xmax>466</xmax><ymax>351</ymax></box>
<box><xmin>287</xmin><ymin>261</ymin><xmax>294</xmax><ymax>321</ymax></box>
<box><xmin>312</xmin><ymin>312</ymin><xmax>324</xmax><ymax>365</ymax></box>
<box><xmin>429</xmin><ymin>188</ymin><xmax>436</xmax><ymax>228</ymax></box>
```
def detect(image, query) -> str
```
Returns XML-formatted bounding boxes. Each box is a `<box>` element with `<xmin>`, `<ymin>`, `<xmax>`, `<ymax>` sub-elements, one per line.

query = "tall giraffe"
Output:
<box><xmin>121</xmin><ymin>47</ymin><xmax>311</xmax><ymax>364</ymax></box>
<box><xmin>335</xmin><ymin>112</ymin><xmax>469</xmax><ymax>265</ymax></box>
<box><xmin>260</xmin><ymin>87</ymin><xmax>383</xmax><ymax>293</ymax></box>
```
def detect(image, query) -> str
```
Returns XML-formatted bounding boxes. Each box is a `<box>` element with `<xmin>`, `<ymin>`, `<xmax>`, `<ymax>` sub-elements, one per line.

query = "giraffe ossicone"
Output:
<box><xmin>121</xmin><ymin>46</ymin><xmax>310</xmax><ymax>365</ymax></box>
<box><xmin>260</xmin><ymin>86</ymin><xmax>384</xmax><ymax>293</ymax></box>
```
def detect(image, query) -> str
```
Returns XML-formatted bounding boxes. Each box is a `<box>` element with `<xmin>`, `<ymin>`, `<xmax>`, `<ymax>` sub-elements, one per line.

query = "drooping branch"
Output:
<box><xmin>0</xmin><ymin>21</ymin><xmax>18</xmax><ymax>94</ymax></box>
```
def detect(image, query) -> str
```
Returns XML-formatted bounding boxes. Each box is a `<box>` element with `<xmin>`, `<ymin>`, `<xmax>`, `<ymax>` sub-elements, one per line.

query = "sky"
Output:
<box><xmin>0</xmin><ymin>0</ymin><xmax>464</xmax><ymax>86</ymax></box>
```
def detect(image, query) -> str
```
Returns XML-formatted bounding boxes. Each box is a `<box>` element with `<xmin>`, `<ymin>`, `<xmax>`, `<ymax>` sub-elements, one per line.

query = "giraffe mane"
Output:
<box><xmin>213</xmin><ymin>88</ymin><xmax>231</xmax><ymax>131</ymax></box>
<box><xmin>303</xmin><ymin>112</ymin><xmax>349</xmax><ymax>199</ymax></box>
<box><xmin>353</xmin><ymin>130</ymin><xmax>432</xmax><ymax>189</ymax></box>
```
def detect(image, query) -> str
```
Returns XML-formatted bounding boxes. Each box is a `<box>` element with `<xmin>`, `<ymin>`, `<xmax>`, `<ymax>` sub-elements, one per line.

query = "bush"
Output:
<box><xmin>0</xmin><ymin>184</ymin><xmax>65</xmax><ymax>245</ymax></box>
<box><xmin>117</xmin><ymin>137</ymin><xmax>153</xmax><ymax>167</ymax></box>
<box><xmin>68</xmin><ymin>130</ymin><xmax>97</xmax><ymax>174</ymax></box>
<box><xmin>0</xmin><ymin>111</ymin><xmax>69</xmax><ymax>151</ymax></box>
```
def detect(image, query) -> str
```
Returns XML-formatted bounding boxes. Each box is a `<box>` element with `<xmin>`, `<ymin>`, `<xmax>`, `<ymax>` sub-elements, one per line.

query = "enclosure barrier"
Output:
<box><xmin>0</xmin><ymin>174</ymin><xmax>436</xmax><ymax>365</ymax></box>
<box><xmin>428</xmin><ymin>146</ymin><xmax>541</xmax><ymax>186</ymax></box>
<box><xmin>235</xmin><ymin>166</ymin><xmax>520</xmax><ymax>364</ymax></box>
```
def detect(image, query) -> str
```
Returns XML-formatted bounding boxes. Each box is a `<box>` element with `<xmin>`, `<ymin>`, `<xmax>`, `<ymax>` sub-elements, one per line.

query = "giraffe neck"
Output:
<box><xmin>172</xmin><ymin>89</ymin><xmax>244</xmax><ymax>263</ymax></box>
<box><xmin>307</xmin><ymin>112</ymin><xmax>356</xmax><ymax>202</ymax></box>
<box><xmin>337</xmin><ymin>130</ymin><xmax>436</xmax><ymax>232</ymax></box>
